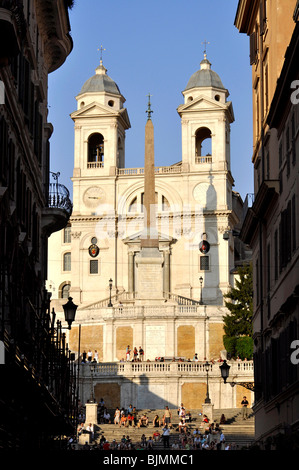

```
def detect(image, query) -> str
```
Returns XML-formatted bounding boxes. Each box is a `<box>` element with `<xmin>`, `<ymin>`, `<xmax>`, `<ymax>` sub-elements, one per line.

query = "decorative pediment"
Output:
<box><xmin>71</xmin><ymin>101</ymin><xmax>120</xmax><ymax>118</ymax></box>
<box><xmin>71</xmin><ymin>102</ymin><xmax>131</xmax><ymax>128</ymax></box>
<box><xmin>177</xmin><ymin>96</ymin><xmax>234</xmax><ymax>122</ymax></box>
<box><xmin>178</xmin><ymin>95</ymin><xmax>229</xmax><ymax>112</ymax></box>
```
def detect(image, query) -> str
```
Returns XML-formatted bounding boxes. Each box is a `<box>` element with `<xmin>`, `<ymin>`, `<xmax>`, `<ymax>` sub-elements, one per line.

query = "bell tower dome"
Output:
<box><xmin>71</xmin><ymin>59</ymin><xmax>131</xmax><ymax>178</ymax></box>
<box><xmin>177</xmin><ymin>54</ymin><xmax>234</xmax><ymax>173</ymax></box>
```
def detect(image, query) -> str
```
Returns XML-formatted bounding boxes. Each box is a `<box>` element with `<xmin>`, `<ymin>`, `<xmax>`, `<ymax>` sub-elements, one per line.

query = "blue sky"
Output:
<box><xmin>48</xmin><ymin>0</ymin><xmax>253</xmax><ymax>201</ymax></box>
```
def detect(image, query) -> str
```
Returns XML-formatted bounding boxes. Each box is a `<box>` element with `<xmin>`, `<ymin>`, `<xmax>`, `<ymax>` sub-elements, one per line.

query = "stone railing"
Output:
<box><xmin>87</xmin><ymin>161</ymin><xmax>104</xmax><ymax>169</ymax></box>
<box><xmin>86</xmin><ymin>305</ymin><xmax>202</xmax><ymax>318</ymax></box>
<box><xmin>81</xmin><ymin>360</ymin><xmax>254</xmax><ymax>379</ymax></box>
<box><xmin>117</xmin><ymin>165</ymin><xmax>182</xmax><ymax>176</ymax></box>
<box><xmin>195</xmin><ymin>156</ymin><xmax>212</xmax><ymax>164</ymax></box>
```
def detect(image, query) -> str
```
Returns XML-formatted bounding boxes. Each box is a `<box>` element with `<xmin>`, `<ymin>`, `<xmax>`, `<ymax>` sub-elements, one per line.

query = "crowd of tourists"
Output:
<box><xmin>68</xmin><ymin>401</ymin><xmax>244</xmax><ymax>451</ymax></box>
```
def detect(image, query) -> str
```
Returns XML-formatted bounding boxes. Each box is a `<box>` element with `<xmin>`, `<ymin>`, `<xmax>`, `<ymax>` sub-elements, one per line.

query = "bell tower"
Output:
<box><xmin>177</xmin><ymin>54</ymin><xmax>234</xmax><ymax>174</ymax></box>
<box><xmin>71</xmin><ymin>58</ymin><xmax>131</xmax><ymax>180</ymax></box>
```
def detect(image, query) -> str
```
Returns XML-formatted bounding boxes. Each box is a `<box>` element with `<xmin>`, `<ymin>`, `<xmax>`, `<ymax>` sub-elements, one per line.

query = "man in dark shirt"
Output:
<box><xmin>241</xmin><ymin>396</ymin><xmax>249</xmax><ymax>420</ymax></box>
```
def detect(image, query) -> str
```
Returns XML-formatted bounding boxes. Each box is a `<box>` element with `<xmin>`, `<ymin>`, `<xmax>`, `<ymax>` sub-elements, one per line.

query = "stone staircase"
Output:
<box><xmin>77</xmin><ymin>408</ymin><xmax>255</xmax><ymax>450</ymax></box>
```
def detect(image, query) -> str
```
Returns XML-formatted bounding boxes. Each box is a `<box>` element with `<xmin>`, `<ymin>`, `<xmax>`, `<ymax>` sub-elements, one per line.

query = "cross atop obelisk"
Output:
<box><xmin>141</xmin><ymin>93</ymin><xmax>158</xmax><ymax>248</ymax></box>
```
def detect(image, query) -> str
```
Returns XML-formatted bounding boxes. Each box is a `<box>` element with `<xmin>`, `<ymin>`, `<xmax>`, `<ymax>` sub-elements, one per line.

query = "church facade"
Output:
<box><xmin>47</xmin><ymin>55</ymin><xmax>254</xmax><ymax>411</ymax></box>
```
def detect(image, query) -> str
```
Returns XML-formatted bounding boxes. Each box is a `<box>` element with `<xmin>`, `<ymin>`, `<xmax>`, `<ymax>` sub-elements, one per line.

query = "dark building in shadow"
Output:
<box><xmin>0</xmin><ymin>0</ymin><xmax>76</xmax><ymax>449</ymax></box>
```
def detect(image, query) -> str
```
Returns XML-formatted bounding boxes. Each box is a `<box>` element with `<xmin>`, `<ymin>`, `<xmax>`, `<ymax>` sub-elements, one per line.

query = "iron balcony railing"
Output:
<box><xmin>48</xmin><ymin>182</ymin><xmax>73</xmax><ymax>217</ymax></box>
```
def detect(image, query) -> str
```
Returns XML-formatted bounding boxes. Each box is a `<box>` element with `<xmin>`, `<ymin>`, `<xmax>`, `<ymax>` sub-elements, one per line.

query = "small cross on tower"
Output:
<box><xmin>201</xmin><ymin>39</ymin><xmax>210</xmax><ymax>58</ymax></box>
<box><xmin>97</xmin><ymin>44</ymin><xmax>106</xmax><ymax>64</ymax></box>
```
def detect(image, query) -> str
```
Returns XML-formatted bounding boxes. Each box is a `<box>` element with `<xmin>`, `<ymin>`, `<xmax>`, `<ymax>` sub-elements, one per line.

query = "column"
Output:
<box><xmin>128</xmin><ymin>251</ymin><xmax>134</xmax><ymax>294</ymax></box>
<box><xmin>163</xmin><ymin>249</ymin><xmax>170</xmax><ymax>294</ymax></box>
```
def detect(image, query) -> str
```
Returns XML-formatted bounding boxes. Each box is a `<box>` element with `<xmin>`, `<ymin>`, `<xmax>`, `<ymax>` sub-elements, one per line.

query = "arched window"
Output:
<box><xmin>162</xmin><ymin>195</ymin><xmax>170</xmax><ymax>211</ymax></box>
<box><xmin>117</xmin><ymin>136</ymin><xmax>124</xmax><ymax>167</ymax></box>
<box><xmin>195</xmin><ymin>127</ymin><xmax>212</xmax><ymax>162</ymax></box>
<box><xmin>129</xmin><ymin>196</ymin><xmax>137</xmax><ymax>212</ymax></box>
<box><xmin>88</xmin><ymin>133</ymin><xmax>104</xmax><ymax>168</ymax></box>
<box><xmin>61</xmin><ymin>283</ymin><xmax>71</xmax><ymax>299</ymax></box>
<box><xmin>63</xmin><ymin>252</ymin><xmax>71</xmax><ymax>271</ymax></box>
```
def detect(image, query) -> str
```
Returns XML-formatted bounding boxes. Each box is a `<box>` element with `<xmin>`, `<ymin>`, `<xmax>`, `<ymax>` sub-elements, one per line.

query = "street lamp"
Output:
<box><xmin>204</xmin><ymin>360</ymin><xmax>211</xmax><ymax>403</ymax></box>
<box><xmin>219</xmin><ymin>359</ymin><xmax>256</xmax><ymax>391</ymax></box>
<box><xmin>108</xmin><ymin>278</ymin><xmax>113</xmax><ymax>307</ymax></box>
<box><xmin>219</xmin><ymin>360</ymin><xmax>231</xmax><ymax>384</ymax></box>
<box><xmin>62</xmin><ymin>297</ymin><xmax>78</xmax><ymax>329</ymax></box>
<box><xmin>199</xmin><ymin>276</ymin><xmax>203</xmax><ymax>305</ymax></box>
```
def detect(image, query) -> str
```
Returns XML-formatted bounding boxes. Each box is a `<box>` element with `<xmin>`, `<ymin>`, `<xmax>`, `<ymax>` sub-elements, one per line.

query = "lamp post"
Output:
<box><xmin>62</xmin><ymin>297</ymin><xmax>78</xmax><ymax>329</ymax></box>
<box><xmin>199</xmin><ymin>276</ymin><xmax>203</xmax><ymax>305</ymax></box>
<box><xmin>108</xmin><ymin>278</ymin><xmax>113</xmax><ymax>307</ymax></box>
<box><xmin>204</xmin><ymin>360</ymin><xmax>211</xmax><ymax>403</ymax></box>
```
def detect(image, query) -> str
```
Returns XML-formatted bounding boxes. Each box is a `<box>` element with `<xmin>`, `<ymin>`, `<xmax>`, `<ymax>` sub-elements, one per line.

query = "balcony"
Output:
<box><xmin>42</xmin><ymin>181</ymin><xmax>72</xmax><ymax>236</ymax></box>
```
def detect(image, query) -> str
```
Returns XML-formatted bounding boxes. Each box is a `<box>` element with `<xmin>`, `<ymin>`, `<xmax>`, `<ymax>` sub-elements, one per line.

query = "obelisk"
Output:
<box><xmin>135</xmin><ymin>95</ymin><xmax>163</xmax><ymax>302</ymax></box>
<box><xmin>141</xmin><ymin>94</ymin><xmax>159</xmax><ymax>247</ymax></box>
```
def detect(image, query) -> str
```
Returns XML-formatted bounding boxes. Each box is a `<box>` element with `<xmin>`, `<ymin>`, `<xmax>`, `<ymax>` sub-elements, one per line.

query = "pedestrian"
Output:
<box><xmin>126</xmin><ymin>345</ymin><xmax>131</xmax><ymax>361</ymax></box>
<box><xmin>241</xmin><ymin>396</ymin><xmax>249</xmax><ymax>419</ymax></box>
<box><xmin>94</xmin><ymin>350</ymin><xmax>99</xmax><ymax>362</ymax></box>
<box><xmin>82</xmin><ymin>350</ymin><xmax>87</xmax><ymax>363</ymax></box>
<box><xmin>139</xmin><ymin>346</ymin><xmax>144</xmax><ymax>361</ymax></box>
<box><xmin>133</xmin><ymin>347</ymin><xmax>138</xmax><ymax>360</ymax></box>
<box><xmin>87</xmin><ymin>349</ymin><xmax>92</xmax><ymax>362</ymax></box>
<box><xmin>114</xmin><ymin>407</ymin><xmax>121</xmax><ymax>425</ymax></box>
<box><xmin>163</xmin><ymin>406</ymin><xmax>172</xmax><ymax>427</ymax></box>
<box><xmin>85</xmin><ymin>423</ymin><xmax>94</xmax><ymax>440</ymax></box>
<box><xmin>162</xmin><ymin>425</ymin><xmax>170</xmax><ymax>448</ymax></box>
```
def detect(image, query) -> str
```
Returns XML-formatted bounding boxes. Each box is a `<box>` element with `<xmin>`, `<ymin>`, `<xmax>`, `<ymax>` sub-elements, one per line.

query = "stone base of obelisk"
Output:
<box><xmin>135</xmin><ymin>247</ymin><xmax>164</xmax><ymax>303</ymax></box>
<box><xmin>85</xmin><ymin>401</ymin><xmax>98</xmax><ymax>425</ymax></box>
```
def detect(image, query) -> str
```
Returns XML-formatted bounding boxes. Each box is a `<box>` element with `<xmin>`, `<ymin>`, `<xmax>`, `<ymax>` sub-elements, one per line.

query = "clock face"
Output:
<box><xmin>83</xmin><ymin>186</ymin><xmax>105</xmax><ymax>208</ymax></box>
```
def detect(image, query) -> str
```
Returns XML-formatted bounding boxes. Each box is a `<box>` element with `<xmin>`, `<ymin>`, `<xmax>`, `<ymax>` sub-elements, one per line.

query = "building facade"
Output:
<box><xmin>48</xmin><ymin>54</ymin><xmax>254</xmax><ymax>412</ymax></box>
<box><xmin>0</xmin><ymin>0</ymin><xmax>74</xmax><ymax>449</ymax></box>
<box><xmin>235</xmin><ymin>0</ymin><xmax>299</xmax><ymax>449</ymax></box>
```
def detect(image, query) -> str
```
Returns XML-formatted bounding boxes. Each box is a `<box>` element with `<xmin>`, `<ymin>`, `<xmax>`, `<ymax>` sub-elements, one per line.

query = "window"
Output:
<box><xmin>88</xmin><ymin>133</ymin><xmax>104</xmax><ymax>167</ymax></box>
<box><xmin>64</xmin><ymin>225</ymin><xmax>71</xmax><ymax>243</ymax></box>
<box><xmin>292</xmin><ymin>195</ymin><xmax>296</xmax><ymax>253</ymax></box>
<box><xmin>90</xmin><ymin>259</ymin><xmax>98</xmax><ymax>274</ymax></box>
<box><xmin>195</xmin><ymin>127</ymin><xmax>212</xmax><ymax>159</ymax></box>
<box><xmin>286</xmin><ymin>126</ymin><xmax>290</xmax><ymax>177</ymax></box>
<box><xmin>249</xmin><ymin>24</ymin><xmax>259</xmax><ymax>65</ymax></box>
<box><xmin>292</xmin><ymin>113</ymin><xmax>296</xmax><ymax>166</ymax></box>
<box><xmin>274</xmin><ymin>229</ymin><xmax>278</xmax><ymax>281</ymax></box>
<box><xmin>61</xmin><ymin>283</ymin><xmax>71</xmax><ymax>299</ymax></box>
<box><xmin>63</xmin><ymin>252</ymin><xmax>71</xmax><ymax>271</ymax></box>
<box><xmin>199</xmin><ymin>255</ymin><xmax>209</xmax><ymax>271</ymax></box>
<box><xmin>129</xmin><ymin>196</ymin><xmax>137</xmax><ymax>212</ymax></box>
<box><xmin>162</xmin><ymin>195</ymin><xmax>170</xmax><ymax>211</ymax></box>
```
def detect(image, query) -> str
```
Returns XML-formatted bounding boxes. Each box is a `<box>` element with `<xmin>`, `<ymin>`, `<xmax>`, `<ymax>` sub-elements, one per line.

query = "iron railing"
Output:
<box><xmin>48</xmin><ymin>182</ymin><xmax>73</xmax><ymax>217</ymax></box>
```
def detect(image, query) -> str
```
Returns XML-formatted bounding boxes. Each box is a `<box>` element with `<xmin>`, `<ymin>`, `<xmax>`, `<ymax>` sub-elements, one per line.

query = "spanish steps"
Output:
<box><xmin>77</xmin><ymin>407</ymin><xmax>255</xmax><ymax>450</ymax></box>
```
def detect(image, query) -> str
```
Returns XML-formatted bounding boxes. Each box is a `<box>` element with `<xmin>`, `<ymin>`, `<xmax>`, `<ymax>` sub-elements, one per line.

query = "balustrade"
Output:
<box><xmin>117</xmin><ymin>165</ymin><xmax>182</xmax><ymax>176</ymax></box>
<box><xmin>195</xmin><ymin>156</ymin><xmax>212</xmax><ymax>164</ymax></box>
<box><xmin>81</xmin><ymin>360</ymin><xmax>254</xmax><ymax>379</ymax></box>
